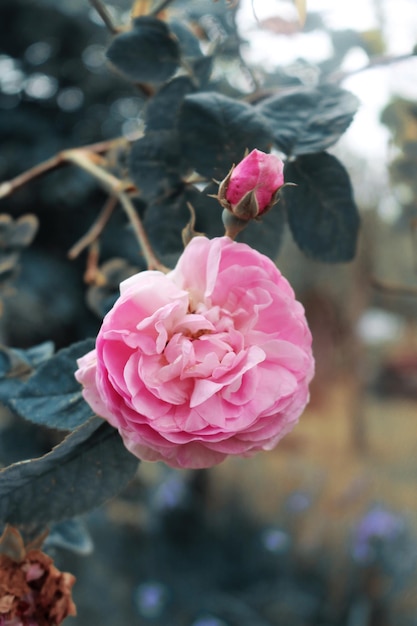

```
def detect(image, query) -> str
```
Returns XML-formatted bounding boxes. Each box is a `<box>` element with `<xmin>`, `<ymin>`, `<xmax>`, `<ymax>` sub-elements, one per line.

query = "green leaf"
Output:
<box><xmin>106</xmin><ymin>17</ymin><xmax>180</xmax><ymax>84</ymax></box>
<box><xmin>0</xmin><ymin>343</ymin><xmax>55</xmax><ymax>420</ymax></box>
<box><xmin>195</xmin><ymin>182</ymin><xmax>286</xmax><ymax>260</ymax></box>
<box><xmin>0</xmin><ymin>418</ymin><xmax>138</xmax><ymax>525</ymax></box>
<box><xmin>189</xmin><ymin>55</ymin><xmax>213</xmax><ymax>88</ymax></box>
<box><xmin>169</xmin><ymin>20</ymin><xmax>202</xmax><ymax>58</ymax></box>
<box><xmin>258</xmin><ymin>84</ymin><xmax>359</xmax><ymax>155</ymax></box>
<box><xmin>145</xmin><ymin>76</ymin><xmax>195</xmax><ymax>132</ymax></box>
<box><xmin>129</xmin><ymin>130</ymin><xmax>186</xmax><ymax>202</ymax></box>
<box><xmin>283</xmin><ymin>152</ymin><xmax>360</xmax><ymax>262</ymax></box>
<box><xmin>144</xmin><ymin>187</ymin><xmax>204</xmax><ymax>266</ymax></box>
<box><xmin>45</xmin><ymin>518</ymin><xmax>93</xmax><ymax>555</ymax></box>
<box><xmin>9</xmin><ymin>339</ymin><xmax>95</xmax><ymax>432</ymax></box>
<box><xmin>238</xmin><ymin>201</ymin><xmax>286</xmax><ymax>259</ymax></box>
<box><xmin>178</xmin><ymin>92</ymin><xmax>272</xmax><ymax>179</ymax></box>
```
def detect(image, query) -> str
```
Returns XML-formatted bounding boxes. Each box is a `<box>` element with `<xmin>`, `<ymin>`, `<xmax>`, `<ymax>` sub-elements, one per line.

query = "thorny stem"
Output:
<box><xmin>68</xmin><ymin>194</ymin><xmax>118</xmax><ymax>259</ymax></box>
<box><xmin>88</xmin><ymin>0</ymin><xmax>119</xmax><ymax>34</ymax></box>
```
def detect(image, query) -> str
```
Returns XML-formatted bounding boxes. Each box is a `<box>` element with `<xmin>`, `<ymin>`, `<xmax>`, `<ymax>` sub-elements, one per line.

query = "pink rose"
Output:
<box><xmin>75</xmin><ymin>236</ymin><xmax>314</xmax><ymax>469</ymax></box>
<box><xmin>218</xmin><ymin>149</ymin><xmax>285</xmax><ymax>219</ymax></box>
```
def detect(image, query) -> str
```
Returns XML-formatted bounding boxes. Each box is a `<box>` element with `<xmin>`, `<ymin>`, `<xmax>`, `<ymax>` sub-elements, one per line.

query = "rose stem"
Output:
<box><xmin>68</xmin><ymin>194</ymin><xmax>118</xmax><ymax>260</ymax></box>
<box><xmin>88</xmin><ymin>0</ymin><xmax>119</xmax><ymax>34</ymax></box>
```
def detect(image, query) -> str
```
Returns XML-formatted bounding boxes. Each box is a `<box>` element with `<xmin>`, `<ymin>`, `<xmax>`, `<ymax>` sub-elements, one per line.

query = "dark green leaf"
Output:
<box><xmin>169</xmin><ymin>20</ymin><xmax>202</xmax><ymax>58</ymax></box>
<box><xmin>238</xmin><ymin>201</ymin><xmax>286</xmax><ymax>259</ymax></box>
<box><xmin>129</xmin><ymin>130</ymin><xmax>186</xmax><ymax>202</ymax></box>
<box><xmin>190</xmin><ymin>55</ymin><xmax>213</xmax><ymax>88</ymax></box>
<box><xmin>9</xmin><ymin>215</ymin><xmax>39</xmax><ymax>248</ymax></box>
<box><xmin>258</xmin><ymin>83</ymin><xmax>359</xmax><ymax>155</ymax></box>
<box><xmin>0</xmin><ymin>342</ymin><xmax>54</xmax><ymax>405</ymax></box>
<box><xmin>106</xmin><ymin>17</ymin><xmax>180</xmax><ymax>84</ymax></box>
<box><xmin>0</xmin><ymin>346</ymin><xmax>34</xmax><ymax>403</ymax></box>
<box><xmin>144</xmin><ymin>189</ymin><xmax>200</xmax><ymax>266</ymax></box>
<box><xmin>15</xmin><ymin>342</ymin><xmax>55</xmax><ymax>368</ymax></box>
<box><xmin>145</xmin><ymin>76</ymin><xmax>195</xmax><ymax>132</ymax></box>
<box><xmin>178</xmin><ymin>92</ymin><xmax>272</xmax><ymax>179</ymax></box>
<box><xmin>283</xmin><ymin>152</ymin><xmax>360</xmax><ymax>262</ymax></box>
<box><xmin>45</xmin><ymin>518</ymin><xmax>93</xmax><ymax>555</ymax></box>
<box><xmin>0</xmin><ymin>418</ymin><xmax>138</xmax><ymax>525</ymax></box>
<box><xmin>87</xmin><ymin>258</ymin><xmax>139</xmax><ymax>319</ymax></box>
<box><xmin>196</xmin><ymin>182</ymin><xmax>286</xmax><ymax>259</ymax></box>
<box><xmin>192</xmin><ymin>182</ymin><xmax>224</xmax><ymax>240</ymax></box>
<box><xmin>0</xmin><ymin>418</ymin><xmax>51</xmax><ymax>467</ymax></box>
<box><xmin>9</xmin><ymin>339</ymin><xmax>95</xmax><ymax>431</ymax></box>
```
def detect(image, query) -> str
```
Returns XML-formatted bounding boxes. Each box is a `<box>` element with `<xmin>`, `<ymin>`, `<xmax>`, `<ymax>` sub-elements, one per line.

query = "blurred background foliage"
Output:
<box><xmin>1</xmin><ymin>0</ymin><xmax>417</xmax><ymax>624</ymax></box>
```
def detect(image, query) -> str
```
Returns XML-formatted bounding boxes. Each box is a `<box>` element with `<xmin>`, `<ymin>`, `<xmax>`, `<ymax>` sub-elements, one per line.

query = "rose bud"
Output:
<box><xmin>76</xmin><ymin>236</ymin><xmax>314</xmax><ymax>470</ymax></box>
<box><xmin>217</xmin><ymin>149</ymin><xmax>285</xmax><ymax>220</ymax></box>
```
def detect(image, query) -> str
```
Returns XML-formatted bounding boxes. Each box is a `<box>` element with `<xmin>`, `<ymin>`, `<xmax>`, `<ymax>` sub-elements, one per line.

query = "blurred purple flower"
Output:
<box><xmin>353</xmin><ymin>506</ymin><xmax>405</xmax><ymax>563</ymax></box>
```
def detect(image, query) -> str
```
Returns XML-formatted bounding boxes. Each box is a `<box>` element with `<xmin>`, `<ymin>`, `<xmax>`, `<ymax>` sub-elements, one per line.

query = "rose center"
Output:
<box><xmin>183</xmin><ymin>328</ymin><xmax>212</xmax><ymax>341</ymax></box>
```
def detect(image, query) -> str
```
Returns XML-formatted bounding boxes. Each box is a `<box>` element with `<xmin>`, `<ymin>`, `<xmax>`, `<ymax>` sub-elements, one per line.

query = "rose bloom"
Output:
<box><xmin>76</xmin><ymin>236</ymin><xmax>314</xmax><ymax>469</ymax></box>
<box><xmin>219</xmin><ymin>149</ymin><xmax>285</xmax><ymax>218</ymax></box>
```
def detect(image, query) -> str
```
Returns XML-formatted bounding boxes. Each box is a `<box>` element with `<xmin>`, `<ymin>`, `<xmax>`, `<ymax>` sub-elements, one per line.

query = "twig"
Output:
<box><xmin>329</xmin><ymin>52</ymin><xmax>416</xmax><ymax>83</ymax></box>
<box><xmin>62</xmin><ymin>150</ymin><xmax>125</xmax><ymax>194</ymax></box>
<box><xmin>0</xmin><ymin>142</ymin><xmax>167</xmax><ymax>272</ymax></box>
<box><xmin>84</xmin><ymin>241</ymin><xmax>103</xmax><ymax>284</ymax></box>
<box><xmin>371</xmin><ymin>277</ymin><xmax>417</xmax><ymax>297</ymax></box>
<box><xmin>118</xmin><ymin>191</ymin><xmax>170</xmax><ymax>273</ymax></box>
<box><xmin>60</xmin><ymin>152</ymin><xmax>169</xmax><ymax>271</ymax></box>
<box><xmin>0</xmin><ymin>137</ymin><xmax>129</xmax><ymax>200</ymax></box>
<box><xmin>88</xmin><ymin>0</ymin><xmax>119</xmax><ymax>34</ymax></box>
<box><xmin>149</xmin><ymin>0</ymin><xmax>175</xmax><ymax>17</ymax></box>
<box><xmin>0</xmin><ymin>154</ymin><xmax>64</xmax><ymax>200</ymax></box>
<box><xmin>68</xmin><ymin>194</ymin><xmax>118</xmax><ymax>259</ymax></box>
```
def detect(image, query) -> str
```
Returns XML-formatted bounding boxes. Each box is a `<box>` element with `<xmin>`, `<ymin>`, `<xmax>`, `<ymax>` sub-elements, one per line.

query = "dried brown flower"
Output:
<box><xmin>0</xmin><ymin>526</ymin><xmax>76</xmax><ymax>626</ymax></box>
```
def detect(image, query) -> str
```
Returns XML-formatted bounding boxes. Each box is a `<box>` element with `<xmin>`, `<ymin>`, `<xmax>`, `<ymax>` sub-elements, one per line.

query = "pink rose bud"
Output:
<box><xmin>218</xmin><ymin>149</ymin><xmax>284</xmax><ymax>219</ymax></box>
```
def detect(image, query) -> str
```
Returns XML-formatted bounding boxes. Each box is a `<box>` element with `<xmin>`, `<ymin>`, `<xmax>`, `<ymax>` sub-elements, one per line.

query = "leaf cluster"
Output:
<box><xmin>0</xmin><ymin>340</ymin><xmax>138</xmax><ymax>527</ymax></box>
<box><xmin>0</xmin><ymin>0</ymin><xmax>365</xmax><ymax>533</ymax></box>
<box><xmin>106</xmin><ymin>9</ymin><xmax>360</xmax><ymax>263</ymax></box>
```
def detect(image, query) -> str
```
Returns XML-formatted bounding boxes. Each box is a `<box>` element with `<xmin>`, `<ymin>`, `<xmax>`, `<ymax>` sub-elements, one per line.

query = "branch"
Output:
<box><xmin>329</xmin><ymin>52</ymin><xmax>416</xmax><ymax>83</ymax></box>
<box><xmin>371</xmin><ymin>277</ymin><xmax>417</xmax><ymax>297</ymax></box>
<box><xmin>0</xmin><ymin>140</ymin><xmax>168</xmax><ymax>273</ymax></box>
<box><xmin>84</xmin><ymin>241</ymin><xmax>103</xmax><ymax>284</ymax></box>
<box><xmin>0</xmin><ymin>137</ymin><xmax>129</xmax><ymax>200</ymax></box>
<box><xmin>88</xmin><ymin>0</ymin><xmax>119</xmax><ymax>34</ymax></box>
<box><xmin>149</xmin><ymin>0</ymin><xmax>175</xmax><ymax>17</ymax></box>
<box><xmin>57</xmin><ymin>152</ymin><xmax>168</xmax><ymax>272</ymax></box>
<box><xmin>68</xmin><ymin>194</ymin><xmax>118</xmax><ymax>259</ymax></box>
<box><xmin>118</xmin><ymin>191</ymin><xmax>169</xmax><ymax>273</ymax></box>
